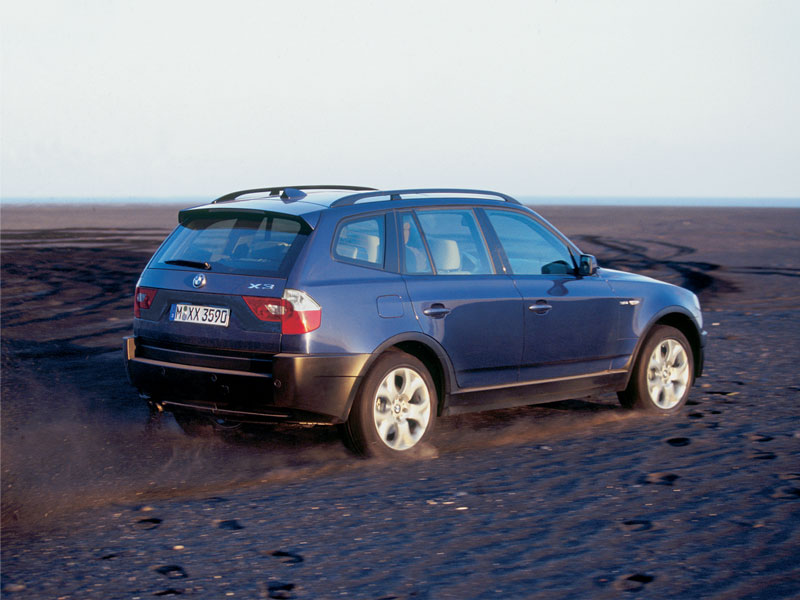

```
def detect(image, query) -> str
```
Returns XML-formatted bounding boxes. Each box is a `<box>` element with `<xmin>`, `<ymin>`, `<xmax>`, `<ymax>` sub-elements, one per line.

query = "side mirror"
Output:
<box><xmin>578</xmin><ymin>254</ymin><xmax>598</xmax><ymax>276</ymax></box>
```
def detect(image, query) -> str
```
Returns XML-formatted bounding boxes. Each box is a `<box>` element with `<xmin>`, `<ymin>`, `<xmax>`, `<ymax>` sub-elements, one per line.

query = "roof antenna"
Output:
<box><xmin>280</xmin><ymin>188</ymin><xmax>307</xmax><ymax>202</ymax></box>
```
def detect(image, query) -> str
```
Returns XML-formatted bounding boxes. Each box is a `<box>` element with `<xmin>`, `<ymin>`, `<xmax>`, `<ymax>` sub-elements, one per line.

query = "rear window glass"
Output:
<box><xmin>151</xmin><ymin>211</ymin><xmax>309</xmax><ymax>277</ymax></box>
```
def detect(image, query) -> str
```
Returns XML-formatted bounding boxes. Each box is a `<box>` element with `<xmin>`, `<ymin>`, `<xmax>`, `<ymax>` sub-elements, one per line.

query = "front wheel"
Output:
<box><xmin>619</xmin><ymin>325</ymin><xmax>694</xmax><ymax>413</ymax></box>
<box><xmin>343</xmin><ymin>351</ymin><xmax>436</xmax><ymax>457</ymax></box>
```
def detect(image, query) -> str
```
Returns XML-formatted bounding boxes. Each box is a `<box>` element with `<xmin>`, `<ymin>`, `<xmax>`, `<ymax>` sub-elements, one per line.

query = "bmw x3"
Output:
<box><xmin>124</xmin><ymin>186</ymin><xmax>706</xmax><ymax>456</ymax></box>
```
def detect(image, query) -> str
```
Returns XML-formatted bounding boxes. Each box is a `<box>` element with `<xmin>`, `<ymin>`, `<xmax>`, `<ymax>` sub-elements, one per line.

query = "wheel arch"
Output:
<box><xmin>656</xmin><ymin>312</ymin><xmax>703</xmax><ymax>372</ymax></box>
<box><xmin>624</xmin><ymin>308</ymin><xmax>704</xmax><ymax>387</ymax></box>
<box><xmin>345</xmin><ymin>333</ymin><xmax>456</xmax><ymax>418</ymax></box>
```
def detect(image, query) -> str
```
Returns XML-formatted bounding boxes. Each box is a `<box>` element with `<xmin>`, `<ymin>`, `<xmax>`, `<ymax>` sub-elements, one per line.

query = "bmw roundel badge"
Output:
<box><xmin>192</xmin><ymin>274</ymin><xmax>207</xmax><ymax>288</ymax></box>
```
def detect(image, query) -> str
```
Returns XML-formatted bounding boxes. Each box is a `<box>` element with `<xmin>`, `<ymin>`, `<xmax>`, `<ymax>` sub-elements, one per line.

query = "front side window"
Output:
<box><xmin>333</xmin><ymin>214</ymin><xmax>386</xmax><ymax>267</ymax></box>
<box><xmin>152</xmin><ymin>211</ymin><xmax>308</xmax><ymax>277</ymax></box>
<box><xmin>415</xmin><ymin>209</ymin><xmax>493</xmax><ymax>275</ymax></box>
<box><xmin>486</xmin><ymin>209</ymin><xmax>574</xmax><ymax>275</ymax></box>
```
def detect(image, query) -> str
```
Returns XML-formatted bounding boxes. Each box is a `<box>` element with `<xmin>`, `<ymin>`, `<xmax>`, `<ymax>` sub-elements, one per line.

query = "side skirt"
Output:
<box><xmin>442</xmin><ymin>370</ymin><xmax>628</xmax><ymax>416</ymax></box>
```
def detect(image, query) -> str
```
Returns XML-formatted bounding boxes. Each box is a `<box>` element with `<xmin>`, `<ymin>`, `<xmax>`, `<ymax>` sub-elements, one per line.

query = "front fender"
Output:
<box><xmin>620</xmin><ymin>305</ymin><xmax>706</xmax><ymax>388</ymax></box>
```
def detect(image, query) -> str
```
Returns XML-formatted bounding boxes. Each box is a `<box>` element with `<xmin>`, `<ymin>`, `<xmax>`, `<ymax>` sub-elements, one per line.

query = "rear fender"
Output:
<box><xmin>344</xmin><ymin>333</ymin><xmax>457</xmax><ymax>418</ymax></box>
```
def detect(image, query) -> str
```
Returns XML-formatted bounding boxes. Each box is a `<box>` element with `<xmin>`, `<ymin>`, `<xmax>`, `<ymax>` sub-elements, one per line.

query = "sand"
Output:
<box><xmin>1</xmin><ymin>203</ymin><xmax>799</xmax><ymax>598</ymax></box>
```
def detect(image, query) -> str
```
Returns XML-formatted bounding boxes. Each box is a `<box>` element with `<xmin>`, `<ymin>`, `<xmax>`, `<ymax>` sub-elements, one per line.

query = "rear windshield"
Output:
<box><xmin>151</xmin><ymin>211</ymin><xmax>310</xmax><ymax>277</ymax></box>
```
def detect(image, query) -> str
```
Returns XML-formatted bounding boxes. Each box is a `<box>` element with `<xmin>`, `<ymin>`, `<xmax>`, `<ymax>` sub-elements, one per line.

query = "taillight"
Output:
<box><xmin>243</xmin><ymin>296</ymin><xmax>290</xmax><ymax>322</ymax></box>
<box><xmin>243</xmin><ymin>289</ymin><xmax>321</xmax><ymax>334</ymax></box>
<box><xmin>134</xmin><ymin>287</ymin><xmax>157</xmax><ymax>318</ymax></box>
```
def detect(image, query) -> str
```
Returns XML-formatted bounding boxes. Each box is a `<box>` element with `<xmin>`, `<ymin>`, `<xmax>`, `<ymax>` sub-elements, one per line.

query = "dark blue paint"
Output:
<box><xmin>126</xmin><ymin>188</ymin><xmax>705</xmax><ymax>424</ymax></box>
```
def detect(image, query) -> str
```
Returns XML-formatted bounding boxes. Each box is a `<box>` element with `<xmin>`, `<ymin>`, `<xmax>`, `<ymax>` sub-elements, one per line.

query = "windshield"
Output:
<box><xmin>151</xmin><ymin>211</ymin><xmax>309</xmax><ymax>277</ymax></box>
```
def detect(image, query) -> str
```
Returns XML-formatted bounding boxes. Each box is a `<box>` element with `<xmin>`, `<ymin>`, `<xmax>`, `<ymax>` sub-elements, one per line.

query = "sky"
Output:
<box><xmin>1</xmin><ymin>0</ymin><xmax>799</xmax><ymax>200</ymax></box>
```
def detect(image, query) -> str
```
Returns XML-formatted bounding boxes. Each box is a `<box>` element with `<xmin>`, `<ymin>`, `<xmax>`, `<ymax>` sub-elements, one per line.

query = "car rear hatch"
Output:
<box><xmin>133</xmin><ymin>208</ymin><xmax>312</xmax><ymax>365</ymax></box>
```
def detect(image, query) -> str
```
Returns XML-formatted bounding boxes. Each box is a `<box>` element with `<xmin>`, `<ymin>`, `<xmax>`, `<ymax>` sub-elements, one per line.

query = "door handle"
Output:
<box><xmin>528</xmin><ymin>300</ymin><xmax>553</xmax><ymax>315</ymax></box>
<box><xmin>423</xmin><ymin>303</ymin><xmax>451</xmax><ymax>318</ymax></box>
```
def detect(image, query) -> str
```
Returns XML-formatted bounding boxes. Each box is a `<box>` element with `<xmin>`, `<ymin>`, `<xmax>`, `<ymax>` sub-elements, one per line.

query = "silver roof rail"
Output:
<box><xmin>330</xmin><ymin>188</ymin><xmax>521</xmax><ymax>207</ymax></box>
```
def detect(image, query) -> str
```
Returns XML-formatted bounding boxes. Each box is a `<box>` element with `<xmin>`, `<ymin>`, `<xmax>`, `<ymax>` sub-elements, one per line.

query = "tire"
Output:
<box><xmin>618</xmin><ymin>325</ymin><xmax>694</xmax><ymax>413</ymax></box>
<box><xmin>343</xmin><ymin>351</ymin><xmax>436</xmax><ymax>457</ymax></box>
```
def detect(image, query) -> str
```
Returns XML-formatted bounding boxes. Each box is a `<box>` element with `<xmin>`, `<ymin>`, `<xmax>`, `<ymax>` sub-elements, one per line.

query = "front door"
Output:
<box><xmin>483</xmin><ymin>209</ymin><xmax>620</xmax><ymax>382</ymax></box>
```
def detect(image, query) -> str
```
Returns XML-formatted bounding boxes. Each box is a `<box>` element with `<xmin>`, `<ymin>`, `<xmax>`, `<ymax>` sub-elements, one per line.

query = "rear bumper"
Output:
<box><xmin>124</xmin><ymin>336</ymin><xmax>370</xmax><ymax>424</ymax></box>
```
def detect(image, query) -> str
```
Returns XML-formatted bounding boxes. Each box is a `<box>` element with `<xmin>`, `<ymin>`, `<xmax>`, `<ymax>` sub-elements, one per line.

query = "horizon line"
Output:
<box><xmin>2</xmin><ymin>195</ymin><xmax>798</xmax><ymax>208</ymax></box>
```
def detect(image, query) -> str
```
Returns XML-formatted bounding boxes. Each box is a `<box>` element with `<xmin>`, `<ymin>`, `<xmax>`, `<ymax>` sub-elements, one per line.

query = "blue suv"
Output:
<box><xmin>124</xmin><ymin>186</ymin><xmax>706</xmax><ymax>456</ymax></box>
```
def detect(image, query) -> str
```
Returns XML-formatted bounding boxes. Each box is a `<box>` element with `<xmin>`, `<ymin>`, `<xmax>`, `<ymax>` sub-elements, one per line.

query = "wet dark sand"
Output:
<box><xmin>2</xmin><ymin>203</ymin><xmax>799</xmax><ymax>598</ymax></box>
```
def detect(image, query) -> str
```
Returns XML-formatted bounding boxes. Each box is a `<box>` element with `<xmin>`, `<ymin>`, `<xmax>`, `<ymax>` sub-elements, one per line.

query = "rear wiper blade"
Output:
<box><xmin>164</xmin><ymin>259</ymin><xmax>211</xmax><ymax>270</ymax></box>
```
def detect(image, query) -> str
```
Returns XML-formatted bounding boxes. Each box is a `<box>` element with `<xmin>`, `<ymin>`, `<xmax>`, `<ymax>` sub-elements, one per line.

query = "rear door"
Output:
<box><xmin>400</xmin><ymin>208</ymin><xmax>523</xmax><ymax>389</ymax></box>
<box><xmin>482</xmin><ymin>208</ymin><xmax>620</xmax><ymax>382</ymax></box>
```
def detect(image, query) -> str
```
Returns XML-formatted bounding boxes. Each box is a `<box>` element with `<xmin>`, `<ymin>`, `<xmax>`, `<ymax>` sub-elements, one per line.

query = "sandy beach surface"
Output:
<box><xmin>1</xmin><ymin>203</ymin><xmax>799</xmax><ymax>599</ymax></box>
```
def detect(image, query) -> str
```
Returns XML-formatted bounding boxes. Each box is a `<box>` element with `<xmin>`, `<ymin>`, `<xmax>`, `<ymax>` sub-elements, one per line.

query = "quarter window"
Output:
<box><xmin>333</xmin><ymin>215</ymin><xmax>386</xmax><ymax>267</ymax></box>
<box><xmin>486</xmin><ymin>210</ymin><xmax>574</xmax><ymax>275</ymax></box>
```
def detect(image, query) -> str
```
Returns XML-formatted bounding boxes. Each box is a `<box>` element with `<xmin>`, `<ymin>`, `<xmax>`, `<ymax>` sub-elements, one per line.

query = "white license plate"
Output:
<box><xmin>170</xmin><ymin>303</ymin><xmax>230</xmax><ymax>327</ymax></box>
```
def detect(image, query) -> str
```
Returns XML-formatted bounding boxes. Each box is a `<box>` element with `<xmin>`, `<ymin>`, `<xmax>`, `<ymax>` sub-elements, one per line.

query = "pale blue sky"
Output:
<box><xmin>2</xmin><ymin>0</ymin><xmax>799</xmax><ymax>200</ymax></box>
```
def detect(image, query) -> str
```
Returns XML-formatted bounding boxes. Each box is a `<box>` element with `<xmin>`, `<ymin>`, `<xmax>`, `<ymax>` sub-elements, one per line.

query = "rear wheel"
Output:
<box><xmin>344</xmin><ymin>351</ymin><xmax>436</xmax><ymax>457</ymax></box>
<box><xmin>619</xmin><ymin>325</ymin><xmax>693</xmax><ymax>413</ymax></box>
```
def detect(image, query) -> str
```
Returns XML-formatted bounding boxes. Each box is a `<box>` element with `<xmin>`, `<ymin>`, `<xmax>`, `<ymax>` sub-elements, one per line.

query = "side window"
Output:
<box><xmin>333</xmin><ymin>214</ymin><xmax>386</xmax><ymax>267</ymax></box>
<box><xmin>400</xmin><ymin>213</ymin><xmax>433</xmax><ymax>274</ymax></box>
<box><xmin>415</xmin><ymin>209</ymin><xmax>493</xmax><ymax>275</ymax></box>
<box><xmin>486</xmin><ymin>210</ymin><xmax>574</xmax><ymax>275</ymax></box>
